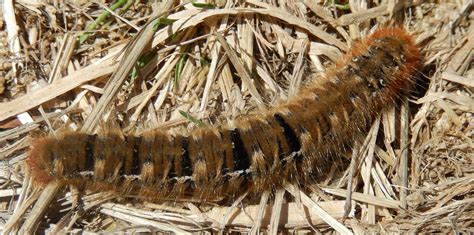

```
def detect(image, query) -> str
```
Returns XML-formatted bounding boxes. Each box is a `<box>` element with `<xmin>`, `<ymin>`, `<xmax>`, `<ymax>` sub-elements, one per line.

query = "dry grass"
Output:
<box><xmin>0</xmin><ymin>0</ymin><xmax>472</xmax><ymax>233</ymax></box>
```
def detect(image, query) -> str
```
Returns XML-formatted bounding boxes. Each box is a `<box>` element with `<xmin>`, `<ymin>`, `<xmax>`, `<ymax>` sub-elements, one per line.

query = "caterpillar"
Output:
<box><xmin>27</xmin><ymin>27</ymin><xmax>421</xmax><ymax>201</ymax></box>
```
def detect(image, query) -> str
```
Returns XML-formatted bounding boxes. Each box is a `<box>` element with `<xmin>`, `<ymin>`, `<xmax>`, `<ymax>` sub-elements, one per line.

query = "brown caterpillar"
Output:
<box><xmin>27</xmin><ymin>27</ymin><xmax>422</xmax><ymax>201</ymax></box>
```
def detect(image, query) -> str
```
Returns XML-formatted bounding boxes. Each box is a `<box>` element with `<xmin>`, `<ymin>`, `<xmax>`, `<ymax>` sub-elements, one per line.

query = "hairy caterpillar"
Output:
<box><xmin>27</xmin><ymin>27</ymin><xmax>421</xmax><ymax>201</ymax></box>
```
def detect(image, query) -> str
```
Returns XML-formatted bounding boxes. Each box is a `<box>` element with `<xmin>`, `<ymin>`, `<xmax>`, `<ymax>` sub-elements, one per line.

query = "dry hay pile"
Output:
<box><xmin>0</xmin><ymin>0</ymin><xmax>472</xmax><ymax>234</ymax></box>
